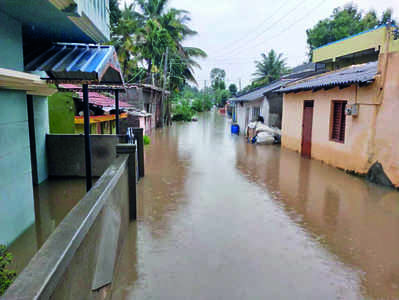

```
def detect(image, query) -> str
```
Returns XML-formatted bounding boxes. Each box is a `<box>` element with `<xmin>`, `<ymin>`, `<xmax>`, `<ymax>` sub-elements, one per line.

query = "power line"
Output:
<box><xmin>209</xmin><ymin>0</ymin><xmax>294</xmax><ymax>53</ymax></box>
<box><xmin>232</xmin><ymin>0</ymin><xmax>328</xmax><ymax>56</ymax></box>
<box><xmin>213</xmin><ymin>0</ymin><xmax>327</xmax><ymax>59</ymax></box>
<box><xmin>212</xmin><ymin>0</ymin><xmax>309</xmax><ymax>58</ymax></box>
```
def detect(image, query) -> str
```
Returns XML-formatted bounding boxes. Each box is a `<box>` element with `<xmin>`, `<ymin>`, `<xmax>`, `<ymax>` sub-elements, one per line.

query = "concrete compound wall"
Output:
<box><xmin>47</xmin><ymin>134</ymin><xmax>122</xmax><ymax>177</ymax></box>
<box><xmin>0</xmin><ymin>11</ymin><xmax>35</xmax><ymax>245</ymax></box>
<box><xmin>4</xmin><ymin>151</ymin><xmax>134</xmax><ymax>299</ymax></box>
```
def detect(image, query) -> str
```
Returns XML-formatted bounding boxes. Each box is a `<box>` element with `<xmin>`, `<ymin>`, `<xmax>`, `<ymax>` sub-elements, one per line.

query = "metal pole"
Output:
<box><xmin>115</xmin><ymin>90</ymin><xmax>120</xmax><ymax>135</ymax></box>
<box><xmin>83</xmin><ymin>84</ymin><xmax>92</xmax><ymax>191</ymax></box>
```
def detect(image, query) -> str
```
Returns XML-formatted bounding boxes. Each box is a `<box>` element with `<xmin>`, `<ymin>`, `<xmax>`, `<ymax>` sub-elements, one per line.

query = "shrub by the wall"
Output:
<box><xmin>0</xmin><ymin>245</ymin><xmax>16</xmax><ymax>296</ymax></box>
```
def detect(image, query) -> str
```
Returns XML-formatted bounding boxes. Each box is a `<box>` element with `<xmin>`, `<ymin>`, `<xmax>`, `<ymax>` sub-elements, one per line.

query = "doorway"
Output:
<box><xmin>301</xmin><ymin>100</ymin><xmax>314</xmax><ymax>159</ymax></box>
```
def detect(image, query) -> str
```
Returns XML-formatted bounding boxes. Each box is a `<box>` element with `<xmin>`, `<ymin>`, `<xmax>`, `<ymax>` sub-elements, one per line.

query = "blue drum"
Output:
<box><xmin>231</xmin><ymin>124</ymin><xmax>240</xmax><ymax>135</ymax></box>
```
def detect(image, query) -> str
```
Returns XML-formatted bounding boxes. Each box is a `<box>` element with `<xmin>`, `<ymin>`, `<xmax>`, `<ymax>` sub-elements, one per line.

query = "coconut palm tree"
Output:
<box><xmin>253</xmin><ymin>50</ymin><xmax>288</xmax><ymax>85</ymax></box>
<box><xmin>111</xmin><ymin>4</ymin><xmax>141</xmax><ymax>79</ymax></box>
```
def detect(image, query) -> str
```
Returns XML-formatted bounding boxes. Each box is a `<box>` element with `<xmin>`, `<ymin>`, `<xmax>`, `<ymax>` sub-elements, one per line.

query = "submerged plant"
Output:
<box><xmin>143</xmin><ymin>135</ymin><xmax>151</xmax><ymax>145</ymax></box>
<box><xmin>0</xmin><ymin>245</ymin><xmax>16</xmax><ymax>296</ymax></box>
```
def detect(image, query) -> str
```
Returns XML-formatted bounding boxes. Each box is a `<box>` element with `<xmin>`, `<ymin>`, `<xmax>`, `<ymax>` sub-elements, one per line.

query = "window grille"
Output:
<box><xmin>330</xmin><ymin>101</ymin><xmax>347</xmax><ymax>143</ymax></box>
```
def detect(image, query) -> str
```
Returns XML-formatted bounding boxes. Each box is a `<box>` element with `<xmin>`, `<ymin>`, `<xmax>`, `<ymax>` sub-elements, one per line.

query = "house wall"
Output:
<box><xmin>282</xmin><ymin>85</ymin><xmax>377</xmax><ymax>174</ymax></box>
<box><xmin>235</xmin><ymin>97</ymin><xmax>273</xmax><ymax>134</ymax></box>
<box><xmin>266</xmin><ymin>93</ymin><xmax>283</xmax><ymax>128</ymax></box>
<box><xmin>33</xmin><ymin>96</ymin><xmax>49</xmax><ymax>184</ymax></box>
<box><xmin>0</xmin><ymin>12</ymin><xmax>35</xmax><ymax>245</ymax></box>
<box><xmin>374</xmin><ymin>52</ymin><xmax>399</xmax><ymax>185</ymax></box>
<box><xmin>283</xmin><ymin>49</ymin><xmax>399</xmax><ymax>186</ymax></box>
<box><xmin>48</xmin><ymin>92</ymin><xmax>76</xmax><ymax>134</ymax></box>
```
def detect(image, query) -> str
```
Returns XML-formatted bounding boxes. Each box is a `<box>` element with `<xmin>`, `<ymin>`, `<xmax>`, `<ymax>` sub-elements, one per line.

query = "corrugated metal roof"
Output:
<box><xmin>25</xmin><ymin>43</ymin><xmax>124</xmax><ymax>84</ymax></box>
<box><xmin>278</xmin><ymin>61</ymin><xmax>378</xmax><ymax>93</ymax></box>
<box><xmin>230</xmin><ymin>79</ymin><xmax>296</xmax><ymax>102</ymax></box>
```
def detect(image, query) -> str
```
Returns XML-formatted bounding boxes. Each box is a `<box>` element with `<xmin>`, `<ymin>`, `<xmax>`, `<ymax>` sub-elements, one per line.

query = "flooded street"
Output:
<box><xmin>112</xmin><ymin>111</ymin><xmax>399</xmax><ymax>300</ymax></box>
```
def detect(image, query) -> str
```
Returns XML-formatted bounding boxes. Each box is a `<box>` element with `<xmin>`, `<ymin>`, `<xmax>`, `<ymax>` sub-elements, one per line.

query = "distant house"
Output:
<box><xmin>73</xmin><ymin>90</ymin><xmax>132</xmax><ymax>135</ymax></box>
<box><xmin>279</xmin><ymin>24</ymin><xmax>399</xmax><ymax>187</ymax></box>
<box><xmin>120</xmin><ymin>84</ymin><xmax>169</xmax><ymax>129</ymax></box>
<box><xmin>49</xmin><ymin>84</ymin><xmax>132</xmax><ymax>134</ymax></box>
<box><xmin>231</xmin><ymin>63</ymin><xmax>324</xmax><ymax>133</ymax></box>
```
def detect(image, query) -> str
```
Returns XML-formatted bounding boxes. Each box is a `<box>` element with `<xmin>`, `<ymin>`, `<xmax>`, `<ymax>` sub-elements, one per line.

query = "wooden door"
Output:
<box><xmin>301</xmin><ymin>101</ymin><xmax>314</xmax><ymax>159</ymax></box>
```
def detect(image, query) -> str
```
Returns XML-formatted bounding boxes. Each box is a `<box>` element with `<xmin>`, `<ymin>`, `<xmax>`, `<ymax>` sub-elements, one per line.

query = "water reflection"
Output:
<box><xmin>113</xmin><ymin>113</ymin><xmax>376</xmax><ymax>299</ymax></box>
<box><xmin>235</xmin><ymin>143</ymin><xmax>399</xmax><ymax>299</ymax></box>
<box><xmin>8</xmin><ymin>178</ymin><xmax>88</xmax><ymax>273</ymax></box>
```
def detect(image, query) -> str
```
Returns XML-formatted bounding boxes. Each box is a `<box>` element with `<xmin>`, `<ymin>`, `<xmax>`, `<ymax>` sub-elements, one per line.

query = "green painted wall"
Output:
<box><xmin>33</xmin><ymin>96</ymin><xmax>49</xmax><ymax>184</ymax></box>
<box><xmin>48</xmin><ymin>92</ymin><xmax>76</xmax><ymax>134</ymax></box>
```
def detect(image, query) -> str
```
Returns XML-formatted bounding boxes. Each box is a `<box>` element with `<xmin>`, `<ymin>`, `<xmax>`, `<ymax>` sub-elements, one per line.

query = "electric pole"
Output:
<box><xmin>159</xmin><ymin>47</ymin><xmax>168</xmax><ymax>128</ymax></box>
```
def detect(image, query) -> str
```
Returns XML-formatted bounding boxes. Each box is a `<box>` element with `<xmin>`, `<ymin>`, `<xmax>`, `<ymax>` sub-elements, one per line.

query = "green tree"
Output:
<box><xmin>109</xmin><ymin>0</ymin><xmax>122</xmax><ymax>29</ymax></box>
<box><xmin>111</xmin><ymin>4</ymin><xmax>141</xmax><ymax>79</ymax></box>
<box><xmin>252</xmin><ymin>49</ymin><xmax>287</xmax><ymax>85</ymax></box>
<box><xmin>229</xmin><ymin>83</ymin><xmax>238</xmax><ymax>96</ymax></box>
<box><xmin>210</xmin><ymin>68</ymin><xmax>226</xmax><ymax>90</ymax></box>
<box><xmin>306</xmin><ymin>5</ymin><xmax>396</xmax><ymax>59</ymax></box>
<box><xmin>136</xmin><ymin>0</ymin><xmax>206</xmax><ymax>82</ymax></box>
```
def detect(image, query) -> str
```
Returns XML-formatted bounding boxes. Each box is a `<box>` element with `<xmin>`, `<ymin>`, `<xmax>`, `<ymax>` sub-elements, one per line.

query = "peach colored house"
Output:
<box><xmin>280</xmin><ymin>24</ymin><xmax>399</xmax><ymax>187</ymax></box>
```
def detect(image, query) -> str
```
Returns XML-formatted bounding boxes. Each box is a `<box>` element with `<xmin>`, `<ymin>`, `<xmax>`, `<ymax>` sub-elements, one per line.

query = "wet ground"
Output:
<box><xmin>111</xmin><ymin>111</ymin><xmax>399</xmax><ymax>300</ymax></box>
<box><xmin>8</xmin><ymin>178</ymin><xmax>89</xmax><ymax>273</ymax></box>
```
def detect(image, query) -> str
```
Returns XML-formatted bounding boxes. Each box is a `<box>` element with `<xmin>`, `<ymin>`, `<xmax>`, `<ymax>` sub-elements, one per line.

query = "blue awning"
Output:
<box><xmin>25</xmin><ymin>43</ymin><xmax>124</xmax><ymax>84</ymax></box>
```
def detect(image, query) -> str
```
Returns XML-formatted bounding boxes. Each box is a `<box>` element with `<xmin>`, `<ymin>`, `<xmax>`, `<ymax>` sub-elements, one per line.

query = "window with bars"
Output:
<box><xmin>330</xmin><ymin>101</ymin><xmax>347</xmax><ymax>143</ymax></box>
<box><xmin>252</xmin><ymin>106</ymin><xmax>261</xmax><ymax>121</ymax></box>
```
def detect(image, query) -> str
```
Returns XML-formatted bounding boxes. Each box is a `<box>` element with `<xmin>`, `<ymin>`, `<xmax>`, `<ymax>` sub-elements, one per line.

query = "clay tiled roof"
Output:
<box><xmin>59</xmin><ymin>84</ymin><xmax>132</xmax><ymax>109</ymax></box>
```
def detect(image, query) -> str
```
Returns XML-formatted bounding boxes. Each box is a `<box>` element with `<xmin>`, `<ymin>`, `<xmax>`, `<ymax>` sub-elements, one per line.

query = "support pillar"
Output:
<box><xmin>115</xmin><ymin>90</ymin><xmax>120</xmax><ymax>135</ymax></box>
<box><xmin>116</xmin><ymin>144</ymin><xmax>137</xmax><ymax>220</ymax></box>
<box><xmin>132</xmin><ymin>128</ymin><xmax>145</xmax><ymax>178</ymax></box>
<box><xmin>83</xmin><ymin>84</ymin><xmax>92</xmax><ymax>191</ymax></box>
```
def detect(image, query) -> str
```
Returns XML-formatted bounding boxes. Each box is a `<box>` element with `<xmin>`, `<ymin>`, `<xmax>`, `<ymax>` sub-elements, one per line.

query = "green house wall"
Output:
<box><xmin>48</xmin><ymin>92</ymin><xmax>76</xmax><ymax>134</ymax></box>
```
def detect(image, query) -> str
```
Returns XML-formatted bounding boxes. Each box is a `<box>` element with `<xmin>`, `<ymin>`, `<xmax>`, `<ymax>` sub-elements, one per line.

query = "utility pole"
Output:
<box><xmin>159</xmin><ymin>47</ymin><xmax>168</xmax><ymax>128</ymax></box>
<box><xmin>239</xmin><ymin>78</ymin><xmax>242</xmax><ymax>91</ymax></box>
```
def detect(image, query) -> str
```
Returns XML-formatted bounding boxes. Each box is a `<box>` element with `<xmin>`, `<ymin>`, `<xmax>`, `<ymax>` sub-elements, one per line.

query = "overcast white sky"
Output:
<box><xmin>121</xmin><ymin>0</ymin><xmax>399</xmax><ymax>89</ymax></box>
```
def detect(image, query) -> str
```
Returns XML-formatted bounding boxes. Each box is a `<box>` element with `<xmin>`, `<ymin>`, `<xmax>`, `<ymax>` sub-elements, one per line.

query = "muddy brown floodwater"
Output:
<box><xmin>112</xmin><ymin>111</ymin><xmax>399</xmax><ymax>300</ymax></box>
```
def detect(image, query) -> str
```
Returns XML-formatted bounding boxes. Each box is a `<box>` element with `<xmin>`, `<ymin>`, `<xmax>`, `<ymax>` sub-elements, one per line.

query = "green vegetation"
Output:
<box><xmin>0</xmin><ymin>245</ymin><xmax>16</xmax><ymax>296</ymax></box>
<box><xmin>170</xmin><ymin>85</ymin><xmax>213</xmax><ymax>121</ymax></box>
<box><xmin>110</xmin><ymin>0</ymin><xmax>207</xmax><ymax>123</ymax></box>
<box><xmin>172</xmin><ymin>99</ymin><xmax>195</xmax><ymax>122</ymax></box>
<box><xmin>143</xmin><ymin>135</ymin><xmax>151</xmax><ymax>145</ymax></box>
<box><xmin>228</xmin><ymin>84</ymin><xmax>238</xmax><ymax>96</ymax></box>
<box><xmin>252</xmin><ymin>49</ymin><xmax>288</xmax><ymax>86</ymax></box>
<box><xmin>306</xmin><ymin>4</ymin><xmax>397</xmax><ymax>59</ymax></box>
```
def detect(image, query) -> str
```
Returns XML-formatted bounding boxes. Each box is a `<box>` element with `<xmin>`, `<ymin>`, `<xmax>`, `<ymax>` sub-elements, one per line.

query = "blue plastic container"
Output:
<box><xmin>231</xmin><ymin>124</ymin><xmax>240</xmax><ymax>135</ymax></box>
